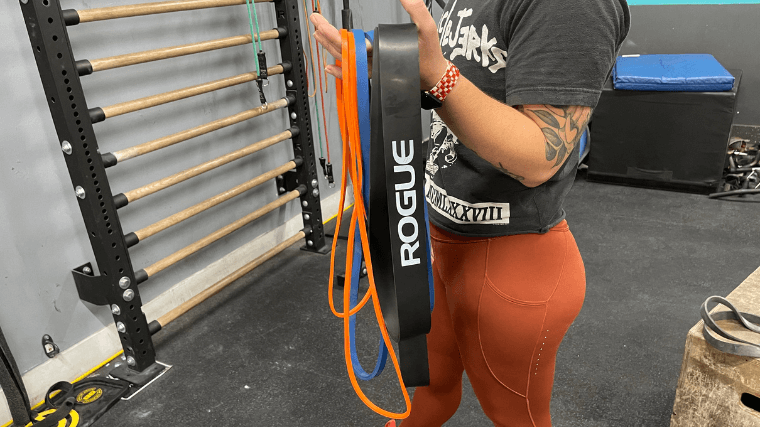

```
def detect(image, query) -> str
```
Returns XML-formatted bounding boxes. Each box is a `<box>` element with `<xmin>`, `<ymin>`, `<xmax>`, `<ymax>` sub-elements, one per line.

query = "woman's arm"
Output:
<box><xmin>434</xmin><ymin>80</ymin><xmax>591</xmax><ymax>186</ymax></box>
<box><xmin>310</xmin><ymin>0</ymin><xmax>591</xmax><ymax>188</ymax></box>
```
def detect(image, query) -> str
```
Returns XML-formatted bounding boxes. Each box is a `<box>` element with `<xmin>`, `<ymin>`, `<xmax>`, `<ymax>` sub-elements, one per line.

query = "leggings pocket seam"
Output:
<box><xmin>430</xmin><ymin>235</ymin><xmax>490</xmax><ymax>244</ymax></box>
<box><xmin>477</xmin><ymin>278</ymin><xmax>529</xmax><ymax>399</ymax></box>
<box><xmin>483</xmin><ymin>275</ymin><xmax>547</xmax><ymax>306</ymax></box>
<box><xmin>484</xmin><ymin>240</ymin><xmax>550</xmax><ymax>306</ymax></box>
<box><xmin>545</xmin><ymin>231</ymin><xmax>570</xmax><ymax>303</ymax></box>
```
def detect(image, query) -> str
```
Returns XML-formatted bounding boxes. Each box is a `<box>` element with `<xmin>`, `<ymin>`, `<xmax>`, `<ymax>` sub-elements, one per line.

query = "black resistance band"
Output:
<box><xmin>370</xmin><ymin>23</ymin><xmax>433</xmax><ymax>388</ymax></box>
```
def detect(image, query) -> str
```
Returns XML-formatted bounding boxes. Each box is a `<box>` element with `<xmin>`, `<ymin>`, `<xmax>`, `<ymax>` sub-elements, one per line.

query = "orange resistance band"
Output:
<box><xmin>327</xmin><ymin>30</ymin><xmax>412</xmax><ymax>420</ymax></box>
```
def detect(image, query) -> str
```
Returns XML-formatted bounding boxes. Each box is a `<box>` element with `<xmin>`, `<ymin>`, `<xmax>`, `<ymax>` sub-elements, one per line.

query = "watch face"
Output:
<box><xmin>421</xmin><ymin>91</ymin><xmax>443</xmax><ymax>110</ymax></box>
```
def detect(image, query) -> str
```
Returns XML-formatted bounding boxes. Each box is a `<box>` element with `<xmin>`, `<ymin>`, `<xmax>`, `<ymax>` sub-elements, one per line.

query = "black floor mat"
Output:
<box><xmin>31</xmin><ymin>378</ymin><xmax>129</xmax><ymax>427</ymax></box>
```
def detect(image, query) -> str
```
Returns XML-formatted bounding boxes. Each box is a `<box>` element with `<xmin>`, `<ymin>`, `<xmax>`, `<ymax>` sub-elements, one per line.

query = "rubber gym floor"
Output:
<box><xmin>94</xmin><ymin>175</ymin><xmax>760</xmax><ymax>427</ymax></box>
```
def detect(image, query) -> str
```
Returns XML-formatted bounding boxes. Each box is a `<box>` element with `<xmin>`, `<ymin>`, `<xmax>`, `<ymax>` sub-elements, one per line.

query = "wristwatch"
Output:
<box><xmin>421</xmin><ymin>91</ymin><xmax>443</xmax><ymax>110</ymax></box>
<box><xmin>420</xmin><ymin>61</ymin><xmax>461</xmax><ymax>110</ymax></box>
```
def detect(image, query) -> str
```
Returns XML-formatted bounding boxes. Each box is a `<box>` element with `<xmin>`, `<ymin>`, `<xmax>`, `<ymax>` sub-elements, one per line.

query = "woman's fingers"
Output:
<box><xmin>398</xmin><ymin>0</ymin><xmax>448</xmax><ymax>88</ymax></box>
<box><xmin>309</xmin><ymin>12</ymin><xmax>374</xmax><ymax>60</ymax></box>
<box><xmin>325</xmin><ymin>64</ymin><xmax>343</xmax><ymax>80</ymax></box>
<box><xmin>314</xmin><ymin>31</ymin><xmax>343</xmax><ymax>61</ymax></box>
<box><xmin>398</xmin><ymin>0</ymin><xmax>437</xmax><ymax>31</ymax></box>
<box><xmin>308</xmin><ymin>12</ymin><xmax>374</xmax><ymax>80</ymax></box>
<box><xmin>309</xmin><ymin>12</ymin><xmax>336</xmax><ymax>36</ymax></box>
<box><xmin>310</xmin><ymin>13</ymin><xmax>343</xmax><ymax>59</ymax></box>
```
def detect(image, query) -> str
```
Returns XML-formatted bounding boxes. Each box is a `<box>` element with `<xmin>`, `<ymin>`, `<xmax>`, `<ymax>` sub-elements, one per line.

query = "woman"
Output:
<box><xmin>311</xmin><ymin>0</ymin><xmax>630</xmax><ymax>425</ymax></box>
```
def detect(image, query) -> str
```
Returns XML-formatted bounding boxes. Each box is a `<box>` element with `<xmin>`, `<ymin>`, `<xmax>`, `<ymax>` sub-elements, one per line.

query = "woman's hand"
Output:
<box><xmin>397</xmin><ymin>0</ymin><xmax>448</xmax><ymax>89</ymax></box>
<box><xmin>309</xmin><ymin>13</ymin><xmax>372</xmax><ymax>79</ymax></box>
<box><xmin>309</xmin><ymin>0</ymin><xmax>448</xmax><ymax>89</ymax></box>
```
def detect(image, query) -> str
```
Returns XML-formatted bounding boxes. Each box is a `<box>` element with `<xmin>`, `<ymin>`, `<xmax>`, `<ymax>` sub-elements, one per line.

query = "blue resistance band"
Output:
<box><xmin>348</xmin><ymin>29</ymin><xmax>388</xmax><ymax>381</ymax></box>
<box><xmin>423</xmin><ymin>185</ymin><xmax>435</xmax><ymax>313</ymax></box>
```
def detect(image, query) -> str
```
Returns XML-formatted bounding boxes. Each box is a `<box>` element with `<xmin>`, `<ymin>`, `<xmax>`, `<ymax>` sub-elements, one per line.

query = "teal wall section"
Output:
<box><xmin>629</xmin><ymin>1</ymin><xmax>760</xmax><ymax>4</ymax></box>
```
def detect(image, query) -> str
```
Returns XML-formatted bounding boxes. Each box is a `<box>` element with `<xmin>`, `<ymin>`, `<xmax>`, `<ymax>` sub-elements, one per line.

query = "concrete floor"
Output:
<box><xmin>96</xmin><ymin>177</ymin><xmax>760</xmax><ymax>426</ymax></box>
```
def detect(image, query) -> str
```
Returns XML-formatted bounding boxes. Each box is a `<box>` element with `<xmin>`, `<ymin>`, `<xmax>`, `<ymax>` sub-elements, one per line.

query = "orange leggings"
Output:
<box><xmin>401</xmin><ymin>220</ymin><xmax>586</xmax><ymax>427</ymax></box>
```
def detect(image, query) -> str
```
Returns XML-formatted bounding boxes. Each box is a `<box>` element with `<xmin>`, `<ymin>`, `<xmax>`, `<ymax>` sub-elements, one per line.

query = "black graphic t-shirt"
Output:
<box><xmin>425</xmin><ymin>0</ymin><xmax>630</xmax><ymax>236</ymax></box>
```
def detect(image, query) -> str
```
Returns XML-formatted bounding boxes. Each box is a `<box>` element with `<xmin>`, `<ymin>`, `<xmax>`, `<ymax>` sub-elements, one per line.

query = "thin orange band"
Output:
<box><xmin>327</xmin><ymin>30</ymin><xmax>412</xmax><ymax>420</ymax></box>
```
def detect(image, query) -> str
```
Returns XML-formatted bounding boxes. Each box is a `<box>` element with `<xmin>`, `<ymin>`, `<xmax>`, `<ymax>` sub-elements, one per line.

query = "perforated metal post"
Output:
<box><xmin>275</xmin><ymin>0</ymin><xmax>329</xmax><ymax>254</ymax></box>
<box><xmin>18</xmin><ymin>0</ymin><xmax>158</xmax><ymax>377</ymax></box>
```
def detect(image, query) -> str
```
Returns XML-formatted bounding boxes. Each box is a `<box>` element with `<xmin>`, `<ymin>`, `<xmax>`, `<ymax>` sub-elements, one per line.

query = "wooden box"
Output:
<box><xmin>671</xmin><ymin>267</ymin><xmax>760</xmax><ymax>426</ymax></box>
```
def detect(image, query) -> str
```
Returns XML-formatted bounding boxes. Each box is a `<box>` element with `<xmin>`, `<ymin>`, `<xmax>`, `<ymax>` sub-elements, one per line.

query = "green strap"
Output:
<box><xmin>251</xmin><ymin>1</ymin><xmax>263</xmax><ymax>53</ymax></box>
<box><xmin>245</xmin><ymin>0</ymin><xmax>325</xmax><ymax>159</ymax></box>
<box><xmin>244</xmin><ymin>0</ymin><xmax>262</xmax><ymax>74</ymax></box>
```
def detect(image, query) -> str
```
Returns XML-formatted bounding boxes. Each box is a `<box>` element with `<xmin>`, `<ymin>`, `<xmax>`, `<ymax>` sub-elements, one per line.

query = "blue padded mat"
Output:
<box><xmin>613</xmin><ymin>54</ymin><xmax>734</xmax><ymax>92</ymax></box>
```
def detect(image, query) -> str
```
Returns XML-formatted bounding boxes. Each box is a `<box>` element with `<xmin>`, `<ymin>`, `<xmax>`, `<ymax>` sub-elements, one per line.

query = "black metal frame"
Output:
<box><xmin>18</xmin><ymin>0</ymin><xmax>328</xmax><ymax>381</ymax></box>
<box><xmin>19</xmin><ymin>0</ymin><xmax>158</xmax><ymax>377</ymax></box>
<box><xmin>275</xmin><ymin>0</ymin><xmax>329</xmax><ymax>254</ymax></box>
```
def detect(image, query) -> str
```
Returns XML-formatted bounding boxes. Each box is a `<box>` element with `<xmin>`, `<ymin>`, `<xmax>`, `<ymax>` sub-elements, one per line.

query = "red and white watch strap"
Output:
<box><xmin>429</xmin><ymin>61</ymin><xmax>461</xmax><ymax>104</ymax></box>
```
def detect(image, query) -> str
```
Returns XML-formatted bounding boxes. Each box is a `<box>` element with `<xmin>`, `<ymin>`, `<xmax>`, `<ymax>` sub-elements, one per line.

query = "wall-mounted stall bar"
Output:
<box><xmin>19</xmin><ymin>0</ymin><xmax>328</xmax><ymax>385</ymax></box>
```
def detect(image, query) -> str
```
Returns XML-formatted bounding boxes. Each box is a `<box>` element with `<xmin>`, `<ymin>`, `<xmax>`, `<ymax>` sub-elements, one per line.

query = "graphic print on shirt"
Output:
<box><xmin>426</xmin><ymin>111</ymin><xmax>511</xmax><ymax>226</ymax></box>
<box><xmin>438</xmin><ymin>0</ymin><xmax>508</xmax><ymax>73</ymax></box>
<box><xmin>425</xmin><ymin>177</ymin><xmax>511</xmax><ymax>225</ymax></box>
<box><xmin>426</xmin><ymin>111</ymin><xmax>459</xmax><ymax>177</ymax></box>
<box><xmin>425</xmin><ymin>1</ymin><xmax>511</xmax><ymax>227</ymax></box>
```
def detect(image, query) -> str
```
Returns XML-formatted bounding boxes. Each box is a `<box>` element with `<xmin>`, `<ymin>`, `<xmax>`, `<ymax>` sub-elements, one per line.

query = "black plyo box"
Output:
<box><xmin>587</xmin><ymin>69</ymin><xmax>742</xmax><ymax>194</ymax></box>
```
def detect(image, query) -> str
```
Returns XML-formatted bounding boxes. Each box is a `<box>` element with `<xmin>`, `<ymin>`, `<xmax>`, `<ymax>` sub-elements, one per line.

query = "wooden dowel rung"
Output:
<box><xmin>134</xmin><ymin>160</ymin><xmax>297</xmax><ymax>242</ymax></box>
<box><xmin>143</xmin><ymin>189</ymin><xmax>302</xmax><ymax>278</ymax></box>
<box><xmin>73</xmin><ymin>0</ymin><xmax>273</xmax><ymax>24</ymax></box>
<box><xmin>101</xmin><ymin>64</ymin><xmax>285</xmax><ymax>119</ymax></box>
<box><xmin>155</xmin><ymin>230</ymin><xmax>306</xmax><ymax>328</ymax></box>
<box><xmin>123</xmin><ymin>129</ymin><xmax>293</xmax><ymax>203</ymax></box>
<box><xmin>89</xmin><ymin>30</ymin><xmax>281</xmax><ymax>73</ymax></box>
<box><xmin>113</xmin><ymin>97</ymin><xmax>289</xmax><ymax>163</ymax></box>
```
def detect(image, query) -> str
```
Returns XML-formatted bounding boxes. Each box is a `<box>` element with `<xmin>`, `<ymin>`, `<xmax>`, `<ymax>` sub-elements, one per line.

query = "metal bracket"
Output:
<box><xmin>120</xmin><ymin>361</ymin><xmax>172</xmax><ymax>400</ymax></box>
<box><xmin>42</xmin><ymin>335</ymin><xmax>60</xmax><ymax>358</ymax></box>
<box><xmin>276</xmin><ymin>170</ymin><xmax>300</xmax><ymax>195</ymax></box>
<box><xmin>72</xmin><ymin>263</ymin><xmax>110</xmax><ymax>306</ymax></box>
<box><xmin>334</xmin><ymin>261</ymin><xmax>368</xmax><ymax>289</ymax></box>
<box><xmin>301</xmin><ymin>241</ymin><xmax>331</xmax><ymax>254</ymax></box>
<box><xmin>110</xmin><ymin>362</ymin><xmax>166</xmax><ymax>387</ymax></box>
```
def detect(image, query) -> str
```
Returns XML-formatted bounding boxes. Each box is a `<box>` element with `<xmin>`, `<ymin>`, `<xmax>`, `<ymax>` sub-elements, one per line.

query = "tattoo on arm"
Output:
<box><xmin>496</xmin><ymin>162</ymin><xmax>525</xmax><ymax>182</ymax></box>
<box><xmin>469</xmin><ymin>104</ymin><xmax>589</xmax><ymax>183</ymax></box>
<box><xmin>517</xmin><ymin>105</ymin><xmax>593</xmax><ymax>168</ymax></box>
<box><xmin>468</xmin><ymin>146</ymin><xmax>526</xmax><ymax>182</ymax></box>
